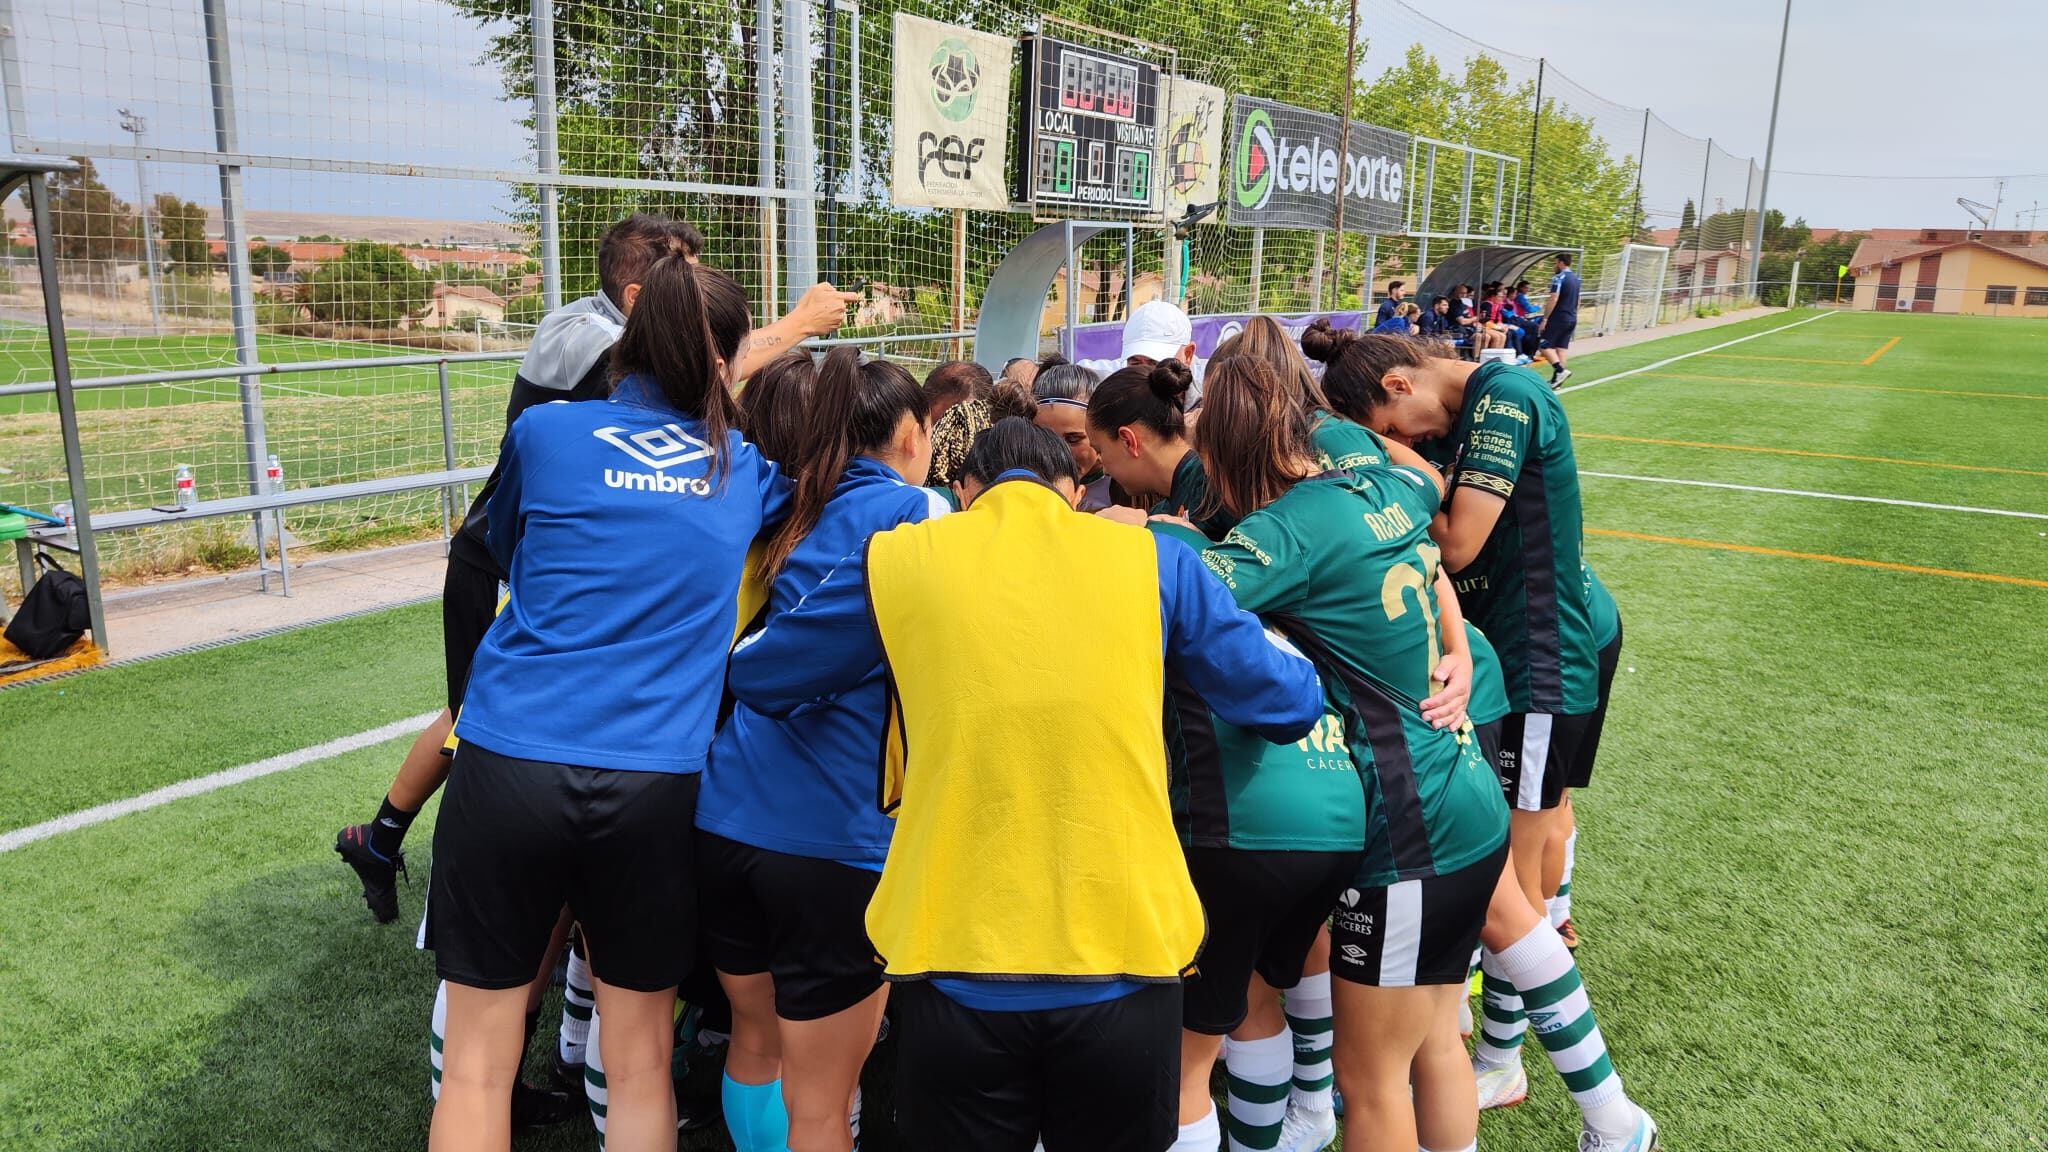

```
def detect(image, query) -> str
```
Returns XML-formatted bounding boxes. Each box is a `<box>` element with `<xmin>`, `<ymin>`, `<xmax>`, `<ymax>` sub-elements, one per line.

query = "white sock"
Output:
<box><xmin>1421</xmin><ymin>1143</ymin><xmax>1477</xmax><ymax>1152</ymax></box>
<box><xmin>1224</xmin><ymin>1029</ymin><xmax>1293</xmax><ymax>1152</ymax></box>
<box><xmin>1169</xmin><ymin>1103</ymin><xmax>1221</xmax><ymax>1152</ymax></box>
<box><xmin>559</xmin><ymin>944</ymin><xmax>594</xmax><ymax>1064</ymax></box>
<box><xmin>1494</xmin><ymin>922</ymin><xmax>1634</xmax><ymax>1138</ymax></box>
<box><xmin>429</xmin><ymin>980</ymin><xmax>447</xmax><ymax>1101</ymax></box>
<box><xmin>1283</xmin><ymin>971</ymin><xmax>1335</xmax><ymax>1114</ymax></box>
<box><xmin>850</xmin><ymin>1086</ymin><xmax>862</xmax><ymax>1145</ymax></box>
<box><xmin>1553</xmin><ymin>829</ymin><xmax>1578</xmax><ymax>926</ymax></box>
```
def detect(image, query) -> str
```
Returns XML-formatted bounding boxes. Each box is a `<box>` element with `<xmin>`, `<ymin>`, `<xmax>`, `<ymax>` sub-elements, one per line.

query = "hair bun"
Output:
<box><xmin>986</xmin><ymin>377</ymin><xmax>1039</xmax><ymax>422</ymax></box>
<box><xmin>1298</xmin><ymin>317</ymin><xmax>1355</xmax><ymax>364</ymax></box>
<box><xmin>1147</xmin><ymin>358</ymin><xmax>1194</xmax><ymax>409</ymax></box>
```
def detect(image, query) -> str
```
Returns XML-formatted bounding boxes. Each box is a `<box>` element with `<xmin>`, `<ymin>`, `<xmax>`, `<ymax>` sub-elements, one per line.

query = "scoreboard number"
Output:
<box><xmin>1017</xmin><ymin>33</ymin><xmax>1161</xmax><ymax>211</ymax></box>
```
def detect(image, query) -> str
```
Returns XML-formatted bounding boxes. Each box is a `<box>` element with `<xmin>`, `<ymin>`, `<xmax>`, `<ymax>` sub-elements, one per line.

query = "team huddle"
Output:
<box><xmin>331</xmin><ymin>214</ymin><xmax>1658</xmax><ymax>1152</ymax></box>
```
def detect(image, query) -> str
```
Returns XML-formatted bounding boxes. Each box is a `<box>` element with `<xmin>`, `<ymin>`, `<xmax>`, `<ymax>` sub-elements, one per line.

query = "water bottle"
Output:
<box><xmin>266</xmin><ymin>454</ymin><xmax>285</xmax><ymax>495</ymax></box>
<box><xmin>52</xmin><ymin>501</ymin><xmax>71</xmax><ymax>526</ymax></box>
<box><xmin>174</xmin><ymin>464</ymin><xmax>196</xmax><ymax>509</ymax></box>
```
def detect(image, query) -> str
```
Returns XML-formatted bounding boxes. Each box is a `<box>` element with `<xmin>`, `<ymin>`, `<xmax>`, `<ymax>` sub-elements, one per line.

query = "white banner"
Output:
<box><xmin>1161</xmin><ymin>77</ymin><xmax>1225</xmax><ymax>218</ymax></box>
<box><xmin>891</xmin><ymin>14</ymin><xmax>1014</xmax><ymax>211</ymax></box>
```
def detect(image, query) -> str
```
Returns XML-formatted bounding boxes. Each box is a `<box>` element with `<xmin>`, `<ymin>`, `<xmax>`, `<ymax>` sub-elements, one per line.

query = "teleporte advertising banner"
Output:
<box><xmin>1226</xmin><ymin>95</ymin><xmax>1409</xmax><ymax>233</ymax></box>
<box><xmin>891</xmin><ymin>14</ymin><xmax>1015</xmax><ymax>211</ymax></box>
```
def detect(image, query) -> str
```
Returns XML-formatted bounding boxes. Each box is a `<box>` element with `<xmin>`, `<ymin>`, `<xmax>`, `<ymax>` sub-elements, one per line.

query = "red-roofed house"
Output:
<box><xmin>1845</xmin><ymin>229</ymin><xmax>2048</xmax><ymax>315</ymax></box>
<box><xmin>423</xmin><ymin>282</ymin><xmax>507</xmax><ymax>329</ymax></box>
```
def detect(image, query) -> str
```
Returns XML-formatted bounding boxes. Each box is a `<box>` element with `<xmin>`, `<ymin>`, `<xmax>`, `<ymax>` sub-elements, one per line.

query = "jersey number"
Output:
<box><xmin>1380</xmin><ymin>542</ymin><xmax>1443</xmax><ymax>689</ymax></box>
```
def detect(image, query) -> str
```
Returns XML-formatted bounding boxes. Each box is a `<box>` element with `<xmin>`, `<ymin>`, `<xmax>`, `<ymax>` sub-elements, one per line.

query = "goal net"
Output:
<box><xmin>1590</xmin><ymin>244</ymin><xmax>1671</xmax><ymax>335</ymax></box>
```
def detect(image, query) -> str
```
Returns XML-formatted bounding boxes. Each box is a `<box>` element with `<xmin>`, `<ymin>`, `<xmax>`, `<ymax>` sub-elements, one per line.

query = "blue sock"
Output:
<box><xmin>721</xmin><ymin>1071</ymin><xmax>790</xmax><ymax>1152</ymax></box>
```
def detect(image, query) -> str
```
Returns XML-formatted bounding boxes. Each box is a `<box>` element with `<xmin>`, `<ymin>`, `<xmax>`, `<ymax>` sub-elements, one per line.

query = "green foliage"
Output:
<box><xmin>249</xmin><ymin>244</ymin><xmax>294</xmax><ymax>280</ymax></box>
<box><xmin>150</xmin><ymin>193</ymin><xmax>210</xmax><ymax>271</ymax></box>
<box><xmin>298</xmin><ymin>243</ymin><xmax>432</xmax><ymax>327</ymax></box>
<box><xmin>48</xmin><ymin>158</ymin><xmax>139</xmax><ymax>263</ymax></box>
<box><xmin>1755</xmin><ymin>216</ymin><xmax>1865</xmax><ymax>306</ymax></box>
<box><xmin>504</xmin><ymin>292</ymin><xmax>545</xmax><ymax>325</ymax></box>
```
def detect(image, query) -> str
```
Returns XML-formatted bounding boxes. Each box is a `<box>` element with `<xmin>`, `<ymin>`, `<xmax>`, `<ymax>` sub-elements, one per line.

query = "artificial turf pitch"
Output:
<box><xmin>2</xmin><ymin>310</ymin><xmax>2044</xmax><ymax>1150</ymax></box>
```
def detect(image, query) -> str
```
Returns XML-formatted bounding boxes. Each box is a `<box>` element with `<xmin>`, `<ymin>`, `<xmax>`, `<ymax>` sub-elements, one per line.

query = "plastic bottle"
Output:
<box><xmin>266</xmin><ymin>454</ymin><xmax>284</xmax><ymax>495</ymax></box>
<box><xmin>174</xmin><ymin>464</ymin><xmax>196</xmax><ymax>509</ymax></box>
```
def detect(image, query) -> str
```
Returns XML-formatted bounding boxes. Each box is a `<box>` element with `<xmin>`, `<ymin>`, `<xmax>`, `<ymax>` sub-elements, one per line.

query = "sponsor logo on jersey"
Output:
<box><xmin>595</xmin><ymin>423</ymin><xmax>716</xmax><ymax>495</ymax></box>
<box><xmin>1472</xmin><ymin>394</ymin><xmax>1529</xmax><ymax>426</ymax></box>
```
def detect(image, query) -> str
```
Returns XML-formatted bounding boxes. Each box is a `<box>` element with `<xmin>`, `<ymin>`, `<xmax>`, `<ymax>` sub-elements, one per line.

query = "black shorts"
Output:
<box><xmin>427</xmin><ymin>741</ymin><xmax>699</xmax><ymax>992</ymax></box>
<box><xmin>1183</xmin><ymin>848</ymin><xmax>1360</xmax><ymax>1035</ymax></box>
<box><xmin>1497</xmin><ymin>627</ymin><xmax>1622</xmax><ymax>811</ymax></box>
<box><xmin>441</xmin><ymin>553</ymin><xmax>501</xmax><ymax>713</ymax></box>
<box><xmin>1540</xmin><ymin>319</ymin><xmax>1577</xmax><ymax>350</ymax></box>
<box><xmin>1330</xmin><ymin>842</ymin><xmax>1507</xmax><ymax>988</ymax></box>
<box><xmin>1473</xmin><ymin>718</ymin><xmax>1505</xmax><ymax>780</ymax></box>
<box><xmin>697</xmin><ymin>832</ymin><xmax>885</xmax><ymax>1021</ymax></box>
<box><xmin>893</xmin><ymin>981</ymin><xmax>1180</xmax><ymax>1152</ymax></box>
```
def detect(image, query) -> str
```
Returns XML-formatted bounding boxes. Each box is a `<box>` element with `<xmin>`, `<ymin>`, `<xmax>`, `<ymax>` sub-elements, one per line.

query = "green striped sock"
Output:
<box><xmin>429</xmin><ymin>980</ymin><xmax>446</xmax><ymax>1100</ymax></box>
<box><xmin>559</xmin><ymin>942</ymin><xmax>594</xmax><ymax>1064</ymax></box>
<box><xmin>1283</xmin><ymin>970</ymin><xmax>1334</xmax><ymax>1113</ymax></box>
<box><xmin>1475</xmin><ymin>958</ymin><xmax>1527</xmax><ymax>1067</ymax></box>
<box><xmin>1495</xmin><ymin>922</ymin><xmax>1632</xmax><ymax>1131</ymax></box>
<box><xmin>585</xmin><ymin>1007</ymin><xmax>608</xmax><ymax>1147</ymax></box>
<box><xmin>1224</xmin><ymin>1029</ymin><xmax>1292</xmax><ymax>1151</ymax></box>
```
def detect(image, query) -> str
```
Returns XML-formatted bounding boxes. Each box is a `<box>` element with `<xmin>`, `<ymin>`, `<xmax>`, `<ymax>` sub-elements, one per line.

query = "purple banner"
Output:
<box><xmin>1065</xmin><ymin>310</ymin><xmax>1367</xmax><ymax>394</ymax></box>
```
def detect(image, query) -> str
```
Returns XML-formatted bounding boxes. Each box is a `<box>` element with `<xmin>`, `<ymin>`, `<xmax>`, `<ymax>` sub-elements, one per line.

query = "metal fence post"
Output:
<box><xmin>202</xmin><ymin>0</ymin><xmax>274</xmax><ymax>592</ymax></box>
<box><xmin>533</xmin><ymin>0</ymin><xmax>563</xmax><ymax>312</ymax></box>
<box><xmin>1524</xmin><ymin>58</ymin><xmax>1543</xmax><ymax>241</ymax></box>
<box><xmin>25</xmin><ymin>172</ymin><xmax>109</xmax><ymax>652</ymax></box>
<box><xmin>1689</xmin><ymin>140</ymin><xmax>1711</xmax><ymax>315</ymax></box>
<box><xmin>756</xmin><ymin>0</ymin><xmax>780</xmax><ymax>325</ymax></box>
<box><xmin>438</xmin><ymin>360</ymin><xmax>458</xmax><ymax>548</ymax></box>
<box><xmin>781</xmin><ymin>0</ymin><xmax>819</xmax><ymax>306</ymax></box>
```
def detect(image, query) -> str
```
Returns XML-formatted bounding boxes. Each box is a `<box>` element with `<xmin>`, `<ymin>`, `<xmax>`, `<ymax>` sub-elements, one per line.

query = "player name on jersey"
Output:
<box><xmin>1016</xmin><ymin>34</ymin><xmax>1161</xmax><ymax>211</ymax></box>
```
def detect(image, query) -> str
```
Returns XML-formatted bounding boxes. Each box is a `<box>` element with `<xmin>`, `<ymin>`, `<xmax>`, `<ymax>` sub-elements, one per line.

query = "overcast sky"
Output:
<box><xmin>13</xmin><ymin>0</ymin><xmax>2046</xmax><ymax>234</ymax></box>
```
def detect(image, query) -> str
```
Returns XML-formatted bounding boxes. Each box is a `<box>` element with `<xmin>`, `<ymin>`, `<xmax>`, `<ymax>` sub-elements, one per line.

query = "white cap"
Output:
<box><xmin>1121</xmin><ymin>300</ymin><xmax>1193</xmax><ymax>363</ymax></box>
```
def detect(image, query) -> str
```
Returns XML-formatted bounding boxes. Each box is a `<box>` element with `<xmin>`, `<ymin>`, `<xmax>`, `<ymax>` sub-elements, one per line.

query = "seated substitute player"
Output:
<box><xmin>333</xmin><ymin>216</ymin><xmax>859</xmax><ymax>925</ymax></box>
<box><xmin>1313</xmin><ymin>329</ymin><xmax>1658</xmax><ymax>1152</ymax></box>
<box><xmin>727</xmin><ymin>415</ymin><xmax>1324</xmax><ymax>1152</ymax></box>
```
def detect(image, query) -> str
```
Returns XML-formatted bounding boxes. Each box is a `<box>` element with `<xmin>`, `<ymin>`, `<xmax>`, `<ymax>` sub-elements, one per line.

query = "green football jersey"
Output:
<box><xmin>1150</xmin><ymin>450</ymin><xmax>1239</xmax><ymax>538</ymax></box>
<box><xmin>1584</xmin><ymin>562</ymin><xmax>1619</xmax><ymax>649</ymax></box>
<box><xmin>1448</xmin><ymin>362</ymin><xmax>1603</xmax><ymax>715</ymax></box>
<box><xmin>1467</xmin><ymin>622</ymin><xmax>1510</xmax><ymax>727</ymax></box>
<box><xmin>1309</xmin><ymin>409</ymin><xmax>1389</xmax><ymax>474</ymax></box>
<box><xmin>1199</xmin><ymin>470</ymin><xmax>1507</xmax><ymax>886</ymax></box>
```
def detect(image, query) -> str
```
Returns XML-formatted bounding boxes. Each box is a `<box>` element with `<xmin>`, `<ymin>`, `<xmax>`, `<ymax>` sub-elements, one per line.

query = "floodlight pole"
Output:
<box><xmin>119</xmin><ymin>109</ymin><xmax>164</xmax><ymax>335</ymax></box>
<box><xmin>1747</xmin><ymin>0</ymin><xmax>1792</xmax><ymax>292</ymax></box>
<box><xmin>532</xmin><ymin>0</ymin><xmax>562</xmax><ymax>312</ymax></box>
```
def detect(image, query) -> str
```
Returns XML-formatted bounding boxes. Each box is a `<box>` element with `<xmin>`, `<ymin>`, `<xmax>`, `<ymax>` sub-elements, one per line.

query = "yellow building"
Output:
<box><xmin>1847</xmin><ymin>229</ymin><xmax>2048</xmax><ymax>317</ymax></box>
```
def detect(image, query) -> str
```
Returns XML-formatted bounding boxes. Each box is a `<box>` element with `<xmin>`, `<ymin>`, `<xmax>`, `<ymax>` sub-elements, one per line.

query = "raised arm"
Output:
<box><xmin>738</xmin><ymin>282</ymin><xmax>863</xmax><ymax>379</ymax></box>
<box><xmin>1156</xmin><ymin>535</ymin><xmax>1322</xmax><ymax>743</ymax></box>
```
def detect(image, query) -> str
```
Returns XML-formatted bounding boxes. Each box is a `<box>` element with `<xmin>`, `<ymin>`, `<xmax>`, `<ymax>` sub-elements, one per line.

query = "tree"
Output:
<box><xmin>249</xmin><ymin>244</ymin><xmax>294</xmax><ymax>280</ymax></box>
<box><xmin>48</xmin><ymin>158</ymin><xmax>139</xmax><ymax>262</ymax></box>
<box><xmin>1677</xmin><ymin>199</ymin><xmax>1697</xmax><ymax>247</ymax></box>
<box><xmin>504</xmin><ymin>292</ymin><xmax>545</xmax><ymax>325</ymax></box>
<box><xmin>152</xmin><ymin>193</ymin><xmax>211</xmax><ymax>272</ymax></box>
<box><xmin>299</xmin><ymin>242</ymin><xmax>431</xmax><ymax>326</ymax></box>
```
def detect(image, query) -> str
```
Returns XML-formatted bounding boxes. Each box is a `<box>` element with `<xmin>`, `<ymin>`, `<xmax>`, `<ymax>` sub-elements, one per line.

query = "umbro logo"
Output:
<box><xmin>1339</xmin><ymin>944</ymin><xmax>1368</xmax><ymax>963</ymax></box>
<box><xmin>593</xmin><ymin>424</ymin><xmax>714</xmax><ymax>470</ymax></box>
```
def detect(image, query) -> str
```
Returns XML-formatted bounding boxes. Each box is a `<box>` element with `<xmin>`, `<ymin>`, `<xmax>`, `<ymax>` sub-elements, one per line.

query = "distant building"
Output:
<box><xmin>1845</xmin><ymin>229</ymin><xmax>2048</xmax><ymax>316</ymax></box>
<box><xmin>423</xmin><ymin>283</ymin><xmax>507</xmax><ymax>329</ymax></box>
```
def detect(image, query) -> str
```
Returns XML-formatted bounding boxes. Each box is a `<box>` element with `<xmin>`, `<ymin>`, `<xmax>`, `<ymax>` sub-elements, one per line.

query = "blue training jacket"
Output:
<box><xmin>456</xmin><ymin>375</ymin><xmax>791</xmax><ymax>774</ymax></box>
<box><xmin>698</xmin><ymin>456</ymin><xmax>952</xmax><ymax>867</ymax></box>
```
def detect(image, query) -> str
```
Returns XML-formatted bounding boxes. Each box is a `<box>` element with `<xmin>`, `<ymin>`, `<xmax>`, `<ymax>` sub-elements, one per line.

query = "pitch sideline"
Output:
<box><xmin>0</xmin><ymin>710</ymin><xmax>441</xmax><ymax>855</ymax></box>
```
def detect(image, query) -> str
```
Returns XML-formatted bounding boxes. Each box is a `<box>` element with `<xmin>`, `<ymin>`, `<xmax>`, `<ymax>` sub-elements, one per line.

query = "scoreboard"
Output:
<box><xmin>1015</xmin><ymin>34</ymin><xmax>1161</xmax><ymax>212</ymax></box>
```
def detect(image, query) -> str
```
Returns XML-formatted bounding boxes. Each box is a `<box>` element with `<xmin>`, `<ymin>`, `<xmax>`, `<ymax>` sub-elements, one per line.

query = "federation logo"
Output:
<box><xmin>1337</xmin><ymin>888</ymin><xmax>1361</xmax><ymax>909</ymax></box>
<box><xmin>928</xmin><ymin>38</ymin><xmax>981</xmax><ymax>122</ymax></box>
<box><xmin>593</xmin><ymin>423</ymin><xmax>714</xmax><ymax>471</ymax></box>
<box><xmin>1231</xmin><ymin>107</ymin><xmax>1275</xmax><ymax>210</ymax></box>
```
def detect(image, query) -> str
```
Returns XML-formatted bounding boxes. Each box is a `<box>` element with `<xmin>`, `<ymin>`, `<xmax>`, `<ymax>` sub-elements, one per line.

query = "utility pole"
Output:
<box><xmin>118</xmin><ymin>107</ymin><xmax>164</xmax><ymax>334</ymax></box>
<box><xmin>1747</xmin><ymin>0</ymin><xmax>1792</xmax><ymax>292</ymax></box>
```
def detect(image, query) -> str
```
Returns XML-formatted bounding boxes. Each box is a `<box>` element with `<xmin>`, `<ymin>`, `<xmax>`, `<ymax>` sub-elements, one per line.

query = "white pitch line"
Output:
<box><xmin>1558</xmin><ymin>309</ymin><xmax>1838</xmax><ymax>395</ymax></box>
<box><xmin>0</xmin><ymin>709</ymin><xmax>439</xmax><ymax>855</ymax></box>
<box><xmin>1579</xmin><ymin>470</ymin><xmax>2048</xmax><ymax>520</ymax></box>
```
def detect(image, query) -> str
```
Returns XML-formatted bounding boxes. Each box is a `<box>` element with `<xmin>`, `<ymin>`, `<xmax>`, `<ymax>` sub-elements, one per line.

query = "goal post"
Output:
<box><xmin>1590</xmin><ymin>243</ymin><xmax>1671</xmax><ymax>336</ymax></box>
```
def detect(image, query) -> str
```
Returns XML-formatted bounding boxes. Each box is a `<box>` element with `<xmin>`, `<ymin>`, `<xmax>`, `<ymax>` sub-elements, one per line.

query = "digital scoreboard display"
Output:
<box><xmin>1016</xmin><ymin>34</ymin><xmax>1161</xmax><ymax>211</ymax></box>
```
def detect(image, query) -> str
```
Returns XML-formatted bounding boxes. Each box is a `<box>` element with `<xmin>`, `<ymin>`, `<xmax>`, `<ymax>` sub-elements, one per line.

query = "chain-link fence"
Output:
<box><xmin>0</xmin><ymin>0</ymin><xmax>1767</xmax><ymax>635</ymax></box>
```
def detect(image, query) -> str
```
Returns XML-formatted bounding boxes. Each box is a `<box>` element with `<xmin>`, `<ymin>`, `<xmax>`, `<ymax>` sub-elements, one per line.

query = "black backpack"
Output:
<box><xmin>5</xmin><ymin>551</ymin><xmax>90</xmax><ymax>660</ymax></box>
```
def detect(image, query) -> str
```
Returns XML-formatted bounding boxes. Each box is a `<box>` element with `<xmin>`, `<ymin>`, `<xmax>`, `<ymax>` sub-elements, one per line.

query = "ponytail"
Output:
<box><xmin>609</xmin><ymin>256</ymin><xmax>750</xmax><ymax>487</ymax></box>
<box><xmin>1192</xmin><ymin>354</ymin><xmax>1316</xmax><ymax>519</ymax></box>
<box><xmin>1302</xmin><ymin>319</ymin><xmax>1448</xmax><ymax>426</ymax></box>
<box><xmin>759</xmin><ymin>346</ymin><xmax>929</xmax><ymax>583</ymax></box>
<box><xmin>1089</xmin><ymin>358</ymin><xmax>1192</xmax><ymax>440</ymax></box>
